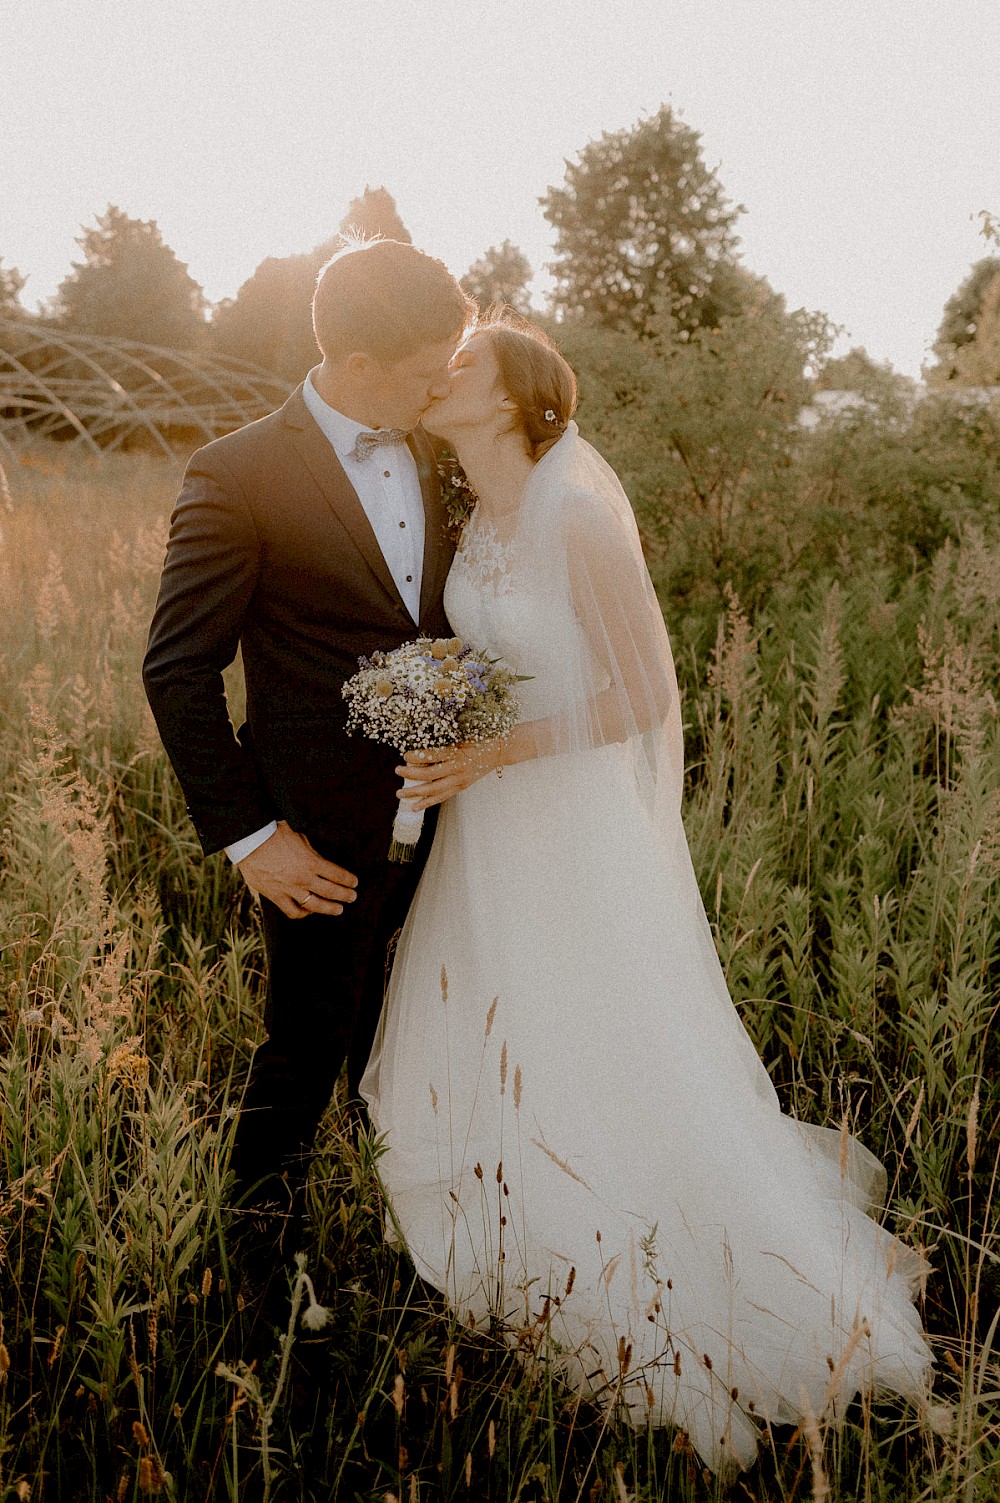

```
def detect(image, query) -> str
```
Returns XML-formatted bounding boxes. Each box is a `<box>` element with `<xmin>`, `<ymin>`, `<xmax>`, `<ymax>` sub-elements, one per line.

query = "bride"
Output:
<box><xmin>359</xmin><ymin>312</ymin><xmax>932</xmax><ymax>1473</ymax></box>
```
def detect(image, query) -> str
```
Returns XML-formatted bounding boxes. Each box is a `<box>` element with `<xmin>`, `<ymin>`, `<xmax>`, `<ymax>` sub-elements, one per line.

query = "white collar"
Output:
<box><xmin>302</xmin><ymin>369</ymin><xmax>404</xmax><ymax>459</ymax></box>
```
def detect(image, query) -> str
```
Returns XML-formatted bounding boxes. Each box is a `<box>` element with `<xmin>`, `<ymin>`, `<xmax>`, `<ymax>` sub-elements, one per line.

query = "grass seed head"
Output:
<box><xmin>137</xmin><ymin>1456</ymin><xmax>163</xmax><ymax>1495</ymax></box>
<box><xmin>967</xmin><ymin>1085</ymin><xmax>980</xmax><ymax>1174</ymax></box>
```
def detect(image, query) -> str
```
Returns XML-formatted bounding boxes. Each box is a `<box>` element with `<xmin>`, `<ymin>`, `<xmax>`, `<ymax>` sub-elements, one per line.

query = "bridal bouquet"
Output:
<box><xmin>342</xmin><ymin>635</ymin><xmax>522</xmax><ymax>862</ymax></box>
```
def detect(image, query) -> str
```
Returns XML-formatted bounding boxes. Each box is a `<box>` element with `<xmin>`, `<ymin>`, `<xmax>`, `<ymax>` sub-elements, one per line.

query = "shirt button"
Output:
<box><xmin>384</xmin><ymin>470</ymin><xmax>391</xmax><ymax>478</ymax></box>
<box><xmin>399</xmin><ymin>520</ymin><xmax>406</xmax><ymax>528</ymax></box>
<box><xmin>406</xmin><ymin>575</ymin><xmax>413</xmax><ymax>583</ymax></box>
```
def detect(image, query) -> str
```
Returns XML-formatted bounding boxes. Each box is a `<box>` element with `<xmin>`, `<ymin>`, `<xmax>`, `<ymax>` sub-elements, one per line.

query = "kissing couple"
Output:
<box><xmin>144</xmin><ymin>237</ymin><xmax>931</xmax><ymax>1474</ymax></box>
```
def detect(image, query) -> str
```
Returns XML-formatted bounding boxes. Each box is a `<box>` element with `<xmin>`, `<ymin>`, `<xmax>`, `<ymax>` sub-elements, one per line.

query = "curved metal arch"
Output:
<box><xmin>202</xmin><ymin>354</ymin><xmax>296</xmax><ymax>410</ymax></box>
<box><xmin>0</xmin><ymin>319</ymin><xmax>292</xmax><ymax>457</ymax></box>
<box><xmin>106</xmin><ymin>335</ymin><xmax>279</xmax><ymax>425</ymax></box>
<box><xmin>50</xmin><ymin>325</ymin><xmax>292</xmax><ymax>421</ymax></box>
<box><xmin>0</xmin><ymin>342</ymin><xmax>103</xmax><ymax>454</ymax></box>
<box><xmin>51</xmin><ymin>328</ymin><xmax>257</xmax><ymax>432</ymax></box>
<box><xmin>40</xmin><ymin>338</ymin><xmax>222</xmax><ymax>455</ymax></box>
<box><xmin>8</xmin><ymin>334</ymin><xmax>178</xmax><ymax>458</ymax></box>
<box><xmin>1</xmin><ymin>325</ymin><xmax>174</xmax><ymax>453</ymax></box>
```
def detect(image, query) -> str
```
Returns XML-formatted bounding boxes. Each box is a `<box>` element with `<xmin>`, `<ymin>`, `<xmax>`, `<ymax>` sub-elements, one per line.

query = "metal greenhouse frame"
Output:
<box><xmin>0</xmin><ymin>319</ymin><xmax>292</xmax><ymax>458</ymax></box>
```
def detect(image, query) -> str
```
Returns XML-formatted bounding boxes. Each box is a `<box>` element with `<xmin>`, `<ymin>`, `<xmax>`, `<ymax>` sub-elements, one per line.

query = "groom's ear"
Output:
<box><xmin>344</xmin><ymin>351</ymin><xmax>378</xmax><ymax>379</ymax></box>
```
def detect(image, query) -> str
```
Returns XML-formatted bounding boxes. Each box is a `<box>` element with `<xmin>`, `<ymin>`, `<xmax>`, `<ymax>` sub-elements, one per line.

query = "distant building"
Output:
<box><xmin>798</xmin><ymin>384</ymin><xmax>1000</xmax><ymax>429</ymax></box>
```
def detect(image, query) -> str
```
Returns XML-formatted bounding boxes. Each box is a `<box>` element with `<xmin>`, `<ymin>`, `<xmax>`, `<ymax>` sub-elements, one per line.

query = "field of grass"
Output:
<box><xmin>0</xmin><ymin>445</ymin><xmax>997</xmax><ymax>1501</ymax></box>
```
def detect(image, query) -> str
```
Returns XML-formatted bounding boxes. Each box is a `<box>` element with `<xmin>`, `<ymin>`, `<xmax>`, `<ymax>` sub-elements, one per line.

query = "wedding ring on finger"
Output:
<box><xmin>301</xmin><ymin>892</ymin><xmax>314</xmax><ymax>907</ymax></box>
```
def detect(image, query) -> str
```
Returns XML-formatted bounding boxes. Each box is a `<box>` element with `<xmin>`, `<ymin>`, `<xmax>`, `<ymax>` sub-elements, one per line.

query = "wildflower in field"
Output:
<box><xmin>301</xmin><ymin>1298</ymin><xmax>331</xmax><ymax>1332</ymax></box>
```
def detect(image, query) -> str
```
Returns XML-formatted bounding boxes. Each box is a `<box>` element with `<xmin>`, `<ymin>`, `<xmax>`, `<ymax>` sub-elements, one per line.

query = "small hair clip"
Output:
<box><xmin>544</xmin><ymin>409</ymin><xmax>558</xmax><ymax>424</ymax></box>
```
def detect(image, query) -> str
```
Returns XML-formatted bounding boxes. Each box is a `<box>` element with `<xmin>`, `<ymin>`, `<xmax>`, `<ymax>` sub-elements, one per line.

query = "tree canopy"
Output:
<box><xmin>210</xmin><ymin>239</ymin><xmax>338</xmax><ymax>382</ymax></box>
<box><xmin>541</xmin><ymin>105</ymin><xmax>742</xmax><ymax>335</ymax></box>
<box><xmin>553</xmin><ymin>288</ymin><xmax>833</xmax><ymax>595</ymax></box>
<box><xmin>941</xmin><ymin>270</ymin><xmax>1000</xmax><ymax>386</ymax></box>
<box><xmin>55</xmin><ymin>206</ymin><xmax>207</xmax><ymax>349</ymax></box>
<box><xmin>930</xmin><ymin>255</ymin><xmax>1000</xmax><ymax>379</ymax></box>
<box><xmin>815</xmin><ymin>345</ymin><xmax>915</xmax><ymax>403</ymax></box>
<box><xmin>0</xmin><ymin>259</ymin><xmax>27</xmax><ymax>319</ymax></box>
<box><xmin>461</xmin><ymin>240</ymin><xmax>533</xmax><ymax>314</ymax></box>
<box><xmin>338</xmin><ymin>186</ymin><xmax>411</xmax><ymax>243</ymax></box>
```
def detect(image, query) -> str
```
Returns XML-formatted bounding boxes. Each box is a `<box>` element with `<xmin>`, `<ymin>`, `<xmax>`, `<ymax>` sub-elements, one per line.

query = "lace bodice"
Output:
<box><xmin>445</xmin><ymin>509</ymin><xmax>584</xmax><ymax>722</ymax></box>
<box><xmin>450</xmin><ymin>515</ymin><xmax>521</xmax><ymax>597</ymax></box>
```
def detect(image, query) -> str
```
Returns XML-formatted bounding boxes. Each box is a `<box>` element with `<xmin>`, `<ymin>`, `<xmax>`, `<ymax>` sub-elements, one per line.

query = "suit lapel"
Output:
<box><xmin>411</xmin><ymin>427</ymin><xmax>453</xmax><ymax>624</ymax></box>
<box><xmin>281</xmin><ymin>386</ymin><xmax>407</xmax><ymax>616</ymax></box>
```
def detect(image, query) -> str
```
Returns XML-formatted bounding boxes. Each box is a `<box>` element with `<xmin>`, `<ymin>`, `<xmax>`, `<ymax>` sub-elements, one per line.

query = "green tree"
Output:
<box><xmin>0</xmin><ymin>259</ymin><xmax>27</xmax><ymax>319</ymax></box>
<box><xmin>541</xmin><ymin>105</ymin><xmax>742</xmax><ymax>335</ymax></box>
<box><xmin>815</xmin><ymin>345</ymin><xmax>915</xmax><ymax>404</ymax></box>
<box><xmin>461</xmin><ymin>240</ymin><xmax>533</xmax><ymax>313</ymax></box>
<box><xmin>556</xmin><ymin>289</ymin><xmax>833</xmax><ymax>610</ymax></box>
<box><xmin>929</xmin><ymin>255</ymin><xmax>1000</xmax><ymax>379</ymax></box>
<box><xmin>55</xmin><ymin>205</ymin><xmax>207</xmax><ymax>348</ymax></box>
<box><xmin>210</xmin><ymin>237</ymin><xmax>338</xmax><ymax>380</ymax></box>
<box><xmin>338</xmin><ymin>186</ymin><xmax>411</xmax><ymax>243</ymax></box>
<box><xmin>946</xmin><ymin>271</ymin><xmax>1000</xmax><ymax>386</ymax></box>
<box><xmin>695</xmin><ymin>259</ymin><xmax>783</xmax><ymax>330</ymax></box>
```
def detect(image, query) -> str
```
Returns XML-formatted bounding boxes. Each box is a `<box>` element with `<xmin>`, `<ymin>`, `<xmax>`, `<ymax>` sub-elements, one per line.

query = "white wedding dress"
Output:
<box><xmin>360</xmin><ymin>424</ymin><xmax>931</xmax><ymax>1473</ymax></box>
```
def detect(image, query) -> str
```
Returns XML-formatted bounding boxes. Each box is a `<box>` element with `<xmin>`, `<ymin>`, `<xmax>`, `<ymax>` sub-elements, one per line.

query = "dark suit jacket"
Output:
<box><xmin>143</xmin><ymin>386</ymin><xmax>454</xmax><ymax>867</ymax></box>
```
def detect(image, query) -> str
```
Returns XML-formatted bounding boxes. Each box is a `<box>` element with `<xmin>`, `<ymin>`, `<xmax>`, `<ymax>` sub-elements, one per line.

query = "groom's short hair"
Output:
<box><xmin>313</xmin><ymin>238</ymin><xmax>472</xmax><ymax>365</ymax></box>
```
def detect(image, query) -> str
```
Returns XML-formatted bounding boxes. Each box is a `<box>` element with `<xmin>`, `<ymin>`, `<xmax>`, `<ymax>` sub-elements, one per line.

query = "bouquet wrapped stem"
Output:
<box><xmin>342</xmin><ymin>635</ymin><xmax>523</xmax><ymax>864</ymax></box>
<box><xmin>389</xmin><ymin>778</ymin><xmax>425</xmax><ymax>863</ymax></box>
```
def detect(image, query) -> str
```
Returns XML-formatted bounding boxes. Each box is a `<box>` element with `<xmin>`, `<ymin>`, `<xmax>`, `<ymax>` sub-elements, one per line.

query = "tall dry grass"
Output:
<box><xmin>0</xmin><ymin>445</ymin><xmax>997</xmax><ymax>1500</ymax></box>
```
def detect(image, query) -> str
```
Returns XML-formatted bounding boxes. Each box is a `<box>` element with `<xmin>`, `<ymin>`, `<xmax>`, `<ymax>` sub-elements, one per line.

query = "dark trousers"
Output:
<box><xmin>230</xmin><ymin>845</ymin><xmax>425</xmax><ymax>1197</ymax></box>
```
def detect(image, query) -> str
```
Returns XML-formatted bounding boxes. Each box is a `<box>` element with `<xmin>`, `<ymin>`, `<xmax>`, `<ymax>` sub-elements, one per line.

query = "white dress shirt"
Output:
<box><xmin>225</xmin><ymin>373</ymin><xmax>427</xmax><ymax>865</ymax></box>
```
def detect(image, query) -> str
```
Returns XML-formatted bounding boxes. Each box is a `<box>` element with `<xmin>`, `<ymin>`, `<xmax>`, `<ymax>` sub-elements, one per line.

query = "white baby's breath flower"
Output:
<box><xmin>301</xmin><ymin>1300</ymin><xmax>331</xmax><ymax>1331</ymax></box>
<box><xmin>342</xmin><ymin>635</ymin><xmax>520</xmax><ymax>756</ymax></box>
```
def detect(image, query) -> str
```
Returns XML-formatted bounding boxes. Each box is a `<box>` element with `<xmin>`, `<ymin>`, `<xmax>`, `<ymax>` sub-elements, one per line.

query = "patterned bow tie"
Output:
<box><xmin>352</xmin><ymin>427</ymin><xmax>409</xmax><ymax>461</ymax></box>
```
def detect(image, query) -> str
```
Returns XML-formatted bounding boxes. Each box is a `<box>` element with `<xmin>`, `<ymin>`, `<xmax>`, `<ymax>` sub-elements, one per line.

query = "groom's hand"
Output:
<box><xmin>237</xmin><ymin>821</ymin><xmax>359</xmax><ymax>919</ymax></box>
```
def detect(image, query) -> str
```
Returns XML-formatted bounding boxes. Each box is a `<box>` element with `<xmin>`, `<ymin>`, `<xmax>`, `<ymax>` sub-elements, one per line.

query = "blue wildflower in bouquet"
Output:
<box><xmin>342</xmin><ymin>635</ymin><xmax>522</xmax><ymax>862</ymax></box>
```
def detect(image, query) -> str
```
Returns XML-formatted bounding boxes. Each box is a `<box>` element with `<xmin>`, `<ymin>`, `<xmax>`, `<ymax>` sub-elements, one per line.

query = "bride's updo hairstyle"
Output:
<box><xmin>482</xmin><ymin>308</ymin><xmax>578</xmax><ymax>460</ymax></box>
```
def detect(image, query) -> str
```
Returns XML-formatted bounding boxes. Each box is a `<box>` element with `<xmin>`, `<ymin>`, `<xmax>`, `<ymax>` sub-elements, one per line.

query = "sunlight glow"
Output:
<box><xmin>3</xmin><ymin>0</ymin><xmax>998</xmax><ymax>377</ymax></box>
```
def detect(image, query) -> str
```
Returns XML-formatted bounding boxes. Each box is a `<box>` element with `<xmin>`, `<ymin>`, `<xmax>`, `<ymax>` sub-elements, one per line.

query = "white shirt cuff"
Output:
<box><xmin>225</xmin><ymin>821</ymin><xmax>278</xmax><ymax>864</ymax></box>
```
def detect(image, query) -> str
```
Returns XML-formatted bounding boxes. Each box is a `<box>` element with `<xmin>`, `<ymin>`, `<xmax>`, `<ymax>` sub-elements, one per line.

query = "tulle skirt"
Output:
<box><xmin>361</xmin><ymin>742</ymin><xmax>932</xmax><ymax>1473</ymax></box>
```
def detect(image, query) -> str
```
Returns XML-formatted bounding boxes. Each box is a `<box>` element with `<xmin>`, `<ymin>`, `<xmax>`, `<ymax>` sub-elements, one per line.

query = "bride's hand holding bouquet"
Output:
<box><xmin>397</xmin><ymin>736</ymin><xmax>508</xmax><ymax>811</ymax></box>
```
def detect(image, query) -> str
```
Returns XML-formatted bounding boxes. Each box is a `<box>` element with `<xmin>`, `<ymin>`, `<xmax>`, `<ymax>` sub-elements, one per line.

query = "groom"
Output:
<box><xmin>143</xmin><ymin>238</ymin><xmax>471</xmax><ymax>1221</ymax></box>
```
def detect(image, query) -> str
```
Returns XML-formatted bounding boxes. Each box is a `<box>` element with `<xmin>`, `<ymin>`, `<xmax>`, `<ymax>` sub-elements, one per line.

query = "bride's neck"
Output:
<box><xmin>449</xmin><ymin>428</ymin><xmax>535</xmax><ymax>519</ymax></box>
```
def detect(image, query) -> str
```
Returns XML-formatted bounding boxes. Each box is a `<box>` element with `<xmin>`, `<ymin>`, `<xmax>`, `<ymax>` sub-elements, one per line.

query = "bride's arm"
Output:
<box><xmin>400</xmin><ymin>492</ymin><xmax>677</xmax><ymax>808</ymax></box>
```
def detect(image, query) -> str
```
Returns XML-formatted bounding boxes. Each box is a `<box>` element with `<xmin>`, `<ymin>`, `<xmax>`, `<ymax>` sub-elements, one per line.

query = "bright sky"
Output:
<box><xmin>3</xmin><ymin>0</ymin><xmax>998</xmax><ymax>378</ymax></box>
